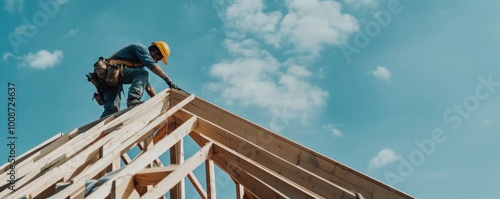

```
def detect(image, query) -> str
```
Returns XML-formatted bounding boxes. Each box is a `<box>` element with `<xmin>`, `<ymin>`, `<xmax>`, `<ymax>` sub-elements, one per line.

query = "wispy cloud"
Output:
<box><xmin>372</xmin><ymin>66</ymin><xmax>392</xmax><ymax>82</ymax></box>
<box><xmin>4</xmin><ymin>0</ymin><xmax>24</xmax><ymax>13</ymax></box>
<box><xmin>220</xmin><ymin>0</ymin><xmax>359</xmax><ymax>56</ymax></box>
<box><xmin>19</xmin><ymin>50</ymin><xmax>64</xmax><ymax>69</ymax></box>
<box><xmin>323</xmin><ymin>123</ymin><xmax>343</xmax><ymax>138</ymax></box>
<box><xmin>368</xmin><ymin>148</ymin><xmax>400</xmax><ymax>172</ymax></box>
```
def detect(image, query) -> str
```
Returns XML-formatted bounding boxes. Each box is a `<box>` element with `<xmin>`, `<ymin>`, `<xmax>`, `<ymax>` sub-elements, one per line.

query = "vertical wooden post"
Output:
<box><xmin>236</xmin><ymin>183</ymin><xmax>244</xmax><ymax>199</ymax></box>
<box><xmin>169</xmin><ymin>118</ymin><xmax>185</xmax><ymax>199</ymax></box>
<box><xmin>206</xmin><ymin>159</ymin><xmax>216</xmax><ymax>199</ymax></box>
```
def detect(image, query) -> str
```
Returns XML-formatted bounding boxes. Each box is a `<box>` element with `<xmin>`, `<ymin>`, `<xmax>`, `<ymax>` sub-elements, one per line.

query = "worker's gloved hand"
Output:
<box><xmin>164</xmin><ymin>77</ymin><xmax>179</xmax><ymax>89</ymax></box>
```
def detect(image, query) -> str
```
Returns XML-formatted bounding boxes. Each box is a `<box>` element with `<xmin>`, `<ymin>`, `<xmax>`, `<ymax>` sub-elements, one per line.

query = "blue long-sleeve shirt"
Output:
<box><xmin>108</xmin><ymin>43</ymin><xmax>159</xmax><ymax>70</ymax></box>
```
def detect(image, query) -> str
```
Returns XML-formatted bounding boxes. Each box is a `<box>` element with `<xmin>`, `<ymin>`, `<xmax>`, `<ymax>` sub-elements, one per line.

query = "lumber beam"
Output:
<box><xmin>38</xmin><ymin>94</ymin><xmax>195</xmax><ymax>199</ymax></box>
<box><xmin>2</xmin><ymin>91</ymin><xmax>173</xmax><ymax>199</ymax></box>
<box><xmin>190</xmin><ymin>132</ymin><xmax>320</xmax><ymax>198</ymax></box>
<box><xmin>235</xmin><ymin>183</ymin><xmax>244</xmax><ymax>199</ymax></box>
<box><xmin>169</xmin><ymin>91</ymin><xmax>413</xmax><ymax>199</ymax></box>
<box><xmin>206</xmin><ymin>159</ymin><xmax>216</xmax><ymax>199</ymax></box>
<box><xmin>0</xmin><ymin>133</ymin><xmax>67</xmax><ymax>190</ymax></box>
<box><xmin>187</xmin><ymin>172</ymin><xmax>207</xmax><ymax>199</ymax></box>
<box><xmin>140</xmin><ymin>142</ymin><xmax>214</xmax><ymax>199</ymax></box>
<box><xmin>210</xmin><ymin>155</ymin><xmax>287</xmax><ymax>199</ymax></box>
<box><xmin>1</xmin><ymin>132</ymin><xmax>63</xmax><ymax>173</ymax></box>
<box><xmin>176</xmin><ymin>109</ymin><xmax>358</xmax><ymax>198</ymax></box>
<box><xmin>134</xmin><ymin>165</ymin><xmax>179</xmax><ymax>187</ymax></box>
<box><xmin>111</xmin><ymin>175</ymin><xmax>140</xmax><ymax>199</ymax></box>
<box><xmin>169</xmin><ymin>117</ymin><xmax>185</xmax><ymax>199</ymax></box>
<box><xmin>84</xmin><ymin>115</ymin><xmax>197</xmax><ymax>198</ymax></box>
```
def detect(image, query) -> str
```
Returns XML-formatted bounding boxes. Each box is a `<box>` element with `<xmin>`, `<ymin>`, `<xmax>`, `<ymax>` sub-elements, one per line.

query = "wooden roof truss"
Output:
<box><xmin>0</xmin><ymin>89</ymin><xmax>414</xmax><ymax>199</ymax></box>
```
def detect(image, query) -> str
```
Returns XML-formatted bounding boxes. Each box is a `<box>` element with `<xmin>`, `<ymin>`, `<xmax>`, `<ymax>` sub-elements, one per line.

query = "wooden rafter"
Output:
<box><xmin>0</xmin><ymin>89</ymin><xmax>414</xmax><ymax>199</ymax></box>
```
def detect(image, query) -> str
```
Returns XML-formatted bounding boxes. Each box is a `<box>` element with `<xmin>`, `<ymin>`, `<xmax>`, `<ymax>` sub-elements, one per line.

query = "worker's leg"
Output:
<box><xmin>100</xmin><ymin>85</ymin><xmax>121</xmax><ymax>118</ymax></box>
<box><xmin>121</xmin><ymin>67</ymin><xmax>148</xmax><ymax>106</ymax></box>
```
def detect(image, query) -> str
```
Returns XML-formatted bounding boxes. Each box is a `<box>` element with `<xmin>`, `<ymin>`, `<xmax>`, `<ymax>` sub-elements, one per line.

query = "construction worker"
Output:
<box><xmin>98</xmin><ymin>41</ymin><xmax>177</xmax><ymax>118</ymax></box>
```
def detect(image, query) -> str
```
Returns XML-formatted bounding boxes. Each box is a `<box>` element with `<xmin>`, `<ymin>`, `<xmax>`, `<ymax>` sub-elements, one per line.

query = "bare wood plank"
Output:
<box><xmin>11</xmin><ymin>113</ymin><xmax>109</xmax><ymax>179</ymax></box>
<box><xmin>1</xmin><ymin>133</ymin><xmax>63</xmax><ymax>173</ymax></box>
<box><xmin>168</xmin><ymin>92</ymin><xmax>413</xmax><ymax>199</ymax></box>
<box><xmin>189</xmin><ymin>132</ymin><xmax>319</xmax><ymax>198</ymax></box>
<box><xmin>0</xmin><ymin>133</ymin><xmax>67</xmax><ymax>193</ymax></box>
<box><xmin>190</xmin><ymin>131</ymin><xmax>286</xmax><ymax>199</ymax></box>
<box><xmin>110</xmin><ymin>158</ymin><xmax>121</xmax><ymax>172</ymax></box>
<box><xmin>209</xmin><ymin>155</ymin><xmax>288</xmax><ymax>199</ymax></box>
<box><xmin>65</xmin><ymin>148</ymin><xmax>102</xmax><ymax>181</ymax></box>
<box><xmin>32</xmin><ymin>119</ymin><xmax>155</xmax><ymax>198</ymax></box>
<box><xmin>236</xmin><ymin>183</ymin><xmax>244</xmax><ymax>199</ymax></box>
<box><xmin>84</xmin><ymin>116</ymin><xmax>198</xmax><ymax>199</ymax></box>
<box><xmin>243</xmin><ymin>187</ymin><xmax>259</xmax><ymax>199</ymax></box>
<box><xmin>170</xmin><ymin>118</ymin><xmax>185</xmax><ymax>199</ymax></box>
<box><xmin>143</xmin><ymin>135</ymin><xmax>155</xmax><ymax>169</ymax></box>
<box><xmin>27</xmin><ymin>94</ymin><xmax>195</xmax><ymax>199</ymax></box>
<box><xmin>111</xmin><ymin>175</ymin><xmax>140</xmax><ymax>199</ymax></box>
<box><xmin>40</xmin><ymin>93</ymin><xmax>194</xmax><ymax>199</ymax></box>
<box><xmin>153</xmin><ymin>126</ymin><xmax>168</xmax><ymax>144</ymax></box>
<box><xmin>121</xmin><ymin>153</ymin><xmax>133</xmax><ymax>165</ymax></box>
<box><xmin>213</xmin><ymin>144</ymin><xmax>320</xmax><ymax>198</ymax></box>
<box><xmin>187</xmin><ymin>172</ymin><xmax>207</xmax><ymax>199</ymax></box>
<box><xmin>177</xmin><ymin>110</ymin><xmax>358</xmax><ymax>198</ymax></box>
<box><xmin>57</xmin><ymin>117</ymin><xmax>181</xmax><ymax>199</ymax></box>
<box><xmin>134</xmin><ymin>165</ymin><xmax>179</xmax><ymax>187</ymax></box>
<box><xmin>206</xmin><ymin>159</ymin><xmax>216</xmax><ymax>199</ymax></box>
<box><xmin>136</xmin><ymin>142</ymin><xmax>163</xmax><ymax>167</ymax></box>
<box><xmin>2</xmin><ymin>92</ymin><xmax>174</xmax><ymax>198</ymax></box>
<box><xmin>140</xmin><ymin>142</ymin><xmax>214</xmax><ymax>199</ymax></box>
<box><xmin>0</xmin><ymin>133</ymin><xmax>70</xmax><ymax>188</ymax></box>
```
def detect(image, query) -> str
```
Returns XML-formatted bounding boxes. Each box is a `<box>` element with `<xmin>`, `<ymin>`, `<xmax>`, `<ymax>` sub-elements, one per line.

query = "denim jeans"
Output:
<box><xmin>100</xmin><ymin>67</ymin><xmax>149</xmax><ymax>118</ymax></box>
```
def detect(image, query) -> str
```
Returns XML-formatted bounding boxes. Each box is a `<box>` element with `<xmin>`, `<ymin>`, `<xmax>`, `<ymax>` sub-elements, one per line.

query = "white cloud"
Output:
<box><xmin>20</xmin><ymin>50</ymin><xmax>63</xmax><ymax>69</ymax></box>
<box><xmin>281</xmin><ymin>0</ymin><xmax>359</xmax><ymax>55</ymax></box>
<box><xmin>210</xmin><ymin>0</ymin><xmax>361</xmax><ymax>128</ymax></box>
<box><xmin>4</xmin><ymin>0</ymin><xmax>23</xmax><ymax>13</ymax></box>
<box><xmin>220</xmin><ymin>0</ymin><xmax>359</xmax><ymax>56</ymax></box>
<box><xmin>368</xmin><ymin>148</ymin><xmax>400</xmax><ymax>172</ymax></box>
<box><xmin>224</xmin><ymin>0</ymin><xmax>283</xmax><ymax>46</ymax></box>
<box><xmin>372</xmin><ymin>66</ymin><xmax>392</xmax><ymax>82</ymax></box>
<box><xmin>2</xmin><ymin>52</ymin><xmax>14</xmax><ymax>61</ymax></box>
<box><xmin>323</xmin><ymin>123</ymin><xmax>343</xmax><ymax>138</ymax></box>
<box><xmin>208</xmin><ymin>39</ymin><xmax>328</xmax><ymax>124</ymax></box>
<box><xmin>344</xmin><ymin>0</ymin><xmax>378</xmax><ymax>9</ymax></box>
<box><xmin>66</xmin><ymin>28</ymin><xmax>80</xmax><ymax>36</ymax></box>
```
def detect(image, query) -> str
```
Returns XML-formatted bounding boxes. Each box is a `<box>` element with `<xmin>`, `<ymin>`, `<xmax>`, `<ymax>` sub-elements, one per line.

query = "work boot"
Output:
<box><xmin>127</xmin><ymin>99</ymin><xmax>143</xmax><ymax>108</ymax></box>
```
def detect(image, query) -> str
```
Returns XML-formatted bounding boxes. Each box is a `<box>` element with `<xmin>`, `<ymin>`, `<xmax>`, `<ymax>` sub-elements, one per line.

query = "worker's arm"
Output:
<box><xmin>150</xmin><ymin>65</ymin><xmax>178</xmax><ymax>89</ymax></box>
<box><xmin>125</xmin><ymin>44</ymin><xmax>178</xmax><ymax>89</ymax></box>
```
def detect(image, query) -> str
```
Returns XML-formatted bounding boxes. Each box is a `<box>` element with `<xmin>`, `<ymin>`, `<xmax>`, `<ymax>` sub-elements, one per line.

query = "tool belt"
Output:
<box><xmin>86</xmin><ymin>72</ymin><xmax>105</xmax><ymax>106</ymax></box>
<box><xmin>88</xmin><ymin>57</ymin><xmax>143</xmax><ymax>106</ymax></box>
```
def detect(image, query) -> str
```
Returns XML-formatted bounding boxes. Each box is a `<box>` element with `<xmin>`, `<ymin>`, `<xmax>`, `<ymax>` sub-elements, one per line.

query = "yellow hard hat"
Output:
<box><xmin>153</xmin><ymin>41</ymin><xmax>170</xmax><ymax>65</ymax></box>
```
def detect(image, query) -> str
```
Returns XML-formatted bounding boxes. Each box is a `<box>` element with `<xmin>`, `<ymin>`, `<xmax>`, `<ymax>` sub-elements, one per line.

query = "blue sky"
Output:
<box><xmin>1</xmin><ymin>0</ymin><xmax>500</xmax><ymax>198</ymax></box>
